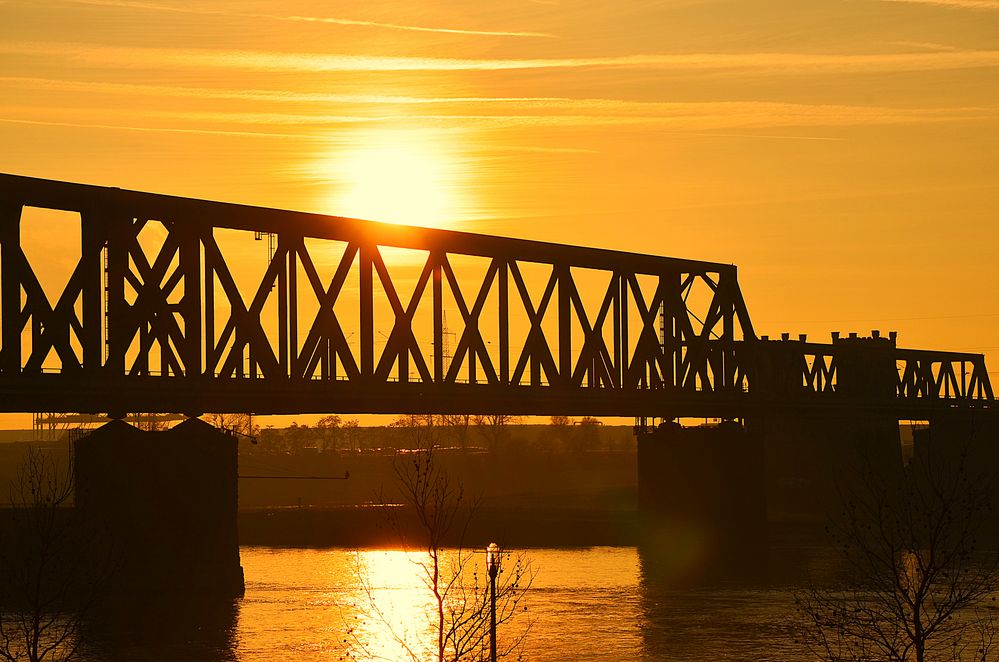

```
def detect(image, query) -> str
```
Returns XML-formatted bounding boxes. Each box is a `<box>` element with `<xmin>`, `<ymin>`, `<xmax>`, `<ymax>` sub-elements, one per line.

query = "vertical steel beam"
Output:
<box><xmin>278</xmin><ymin>235</ymin><xmax>288</xmax><ymax>375</ymax></box>
<box><xmin>611</xmin><ymin>273</ymin><xmax>621</xmax><ymax>389</ymax></box>
<box><xmin>0</xmin><ymin>204</ymin><xmax>20</xmax><ymax>374</ymax></box>
<box><xmin>558</xmin><ymin>263</ymin><xmax>571</xmax><ymax>386</ymax></box>
<box><xmin>104</xmin><ymin>213</ymin><xmax>128</xmax><ymax>376</ymax></box>
<box><xmin>619</xmin><ymin>272</ymin><xmax>629</xmax><ymax>388</ymax></box>
<box><xmin>359</xmin><ymin>244</ymin><xmax>374</xmax><ymax>380</ymax></box>
<box><xmin>288</xmin><ymin>238</ymin><xmax>298</xmax><ymax>379</ymax></box>
<box><xmin>204</xmin><ymin>233</ymin><xmax>215</xmax><ymax>376</ymax></box>
<box><xmin>663</xmin><ymin>271</ymin><xmax>679</xmax><ymax>390</ymax></box>
<box><xmin>433</xmin><ymin>254</ymin><xmax>443</xmax><ymax>384</ymax></box>
<box><xmin>179</xmin><ymin>223</ymin><xmax>201</xmax><ymax>377</ymax></box>
<box><xmin>498</xmin><ymin>260</ymin><xmax>509</xmax><ymax>385</ymax></box>
<box><xmin>80</xmin><ymin>211</ymin><xmax>103</xmax><ymax>371</ymax></box>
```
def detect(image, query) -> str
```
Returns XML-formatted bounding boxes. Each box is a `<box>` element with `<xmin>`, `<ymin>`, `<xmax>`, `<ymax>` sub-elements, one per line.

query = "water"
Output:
<box><xmin>78</xmin><ymin>546</ymin><xmax>816</xmax><ymax>661</ymax></box>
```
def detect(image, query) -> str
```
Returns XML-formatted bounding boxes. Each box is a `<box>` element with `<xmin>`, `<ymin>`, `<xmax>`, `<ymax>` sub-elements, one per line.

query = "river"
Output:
<box><xmin>78</xmin><ymin>545</ymin><xmax>817</xmax><ymax>661</ymax></box>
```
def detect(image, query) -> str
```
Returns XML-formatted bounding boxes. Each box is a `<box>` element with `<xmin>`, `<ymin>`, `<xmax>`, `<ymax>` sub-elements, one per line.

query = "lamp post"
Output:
<box><xmin>486</xmin><ymin>542</ymin><xmax>500</xmax><ymax>662</ymax></box>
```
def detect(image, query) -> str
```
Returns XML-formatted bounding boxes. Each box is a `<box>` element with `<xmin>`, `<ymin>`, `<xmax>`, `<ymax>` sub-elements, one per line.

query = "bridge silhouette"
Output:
<box><xmin>0</xmin><ymin>173</ymin><xmax>993</xmax><ymax>419</ymax></box>
<box><xmin>2</xmin><ymin>172</ymin><xmax>997</xmax><ymax>596</ymax></box>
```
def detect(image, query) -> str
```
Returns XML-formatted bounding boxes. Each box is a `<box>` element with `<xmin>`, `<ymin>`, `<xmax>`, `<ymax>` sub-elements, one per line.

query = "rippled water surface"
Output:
<box><xmin>80</xmin><ymin>546</ymin><xmax>817</xmax><ymax>661</ymax></box>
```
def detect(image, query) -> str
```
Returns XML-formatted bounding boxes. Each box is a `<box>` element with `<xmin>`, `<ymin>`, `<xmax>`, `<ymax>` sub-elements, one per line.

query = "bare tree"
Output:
<box><xmin>350</xmin><ymin>423</ymin><xmax>534</xmax><ymax>661</ymax></box>
<box><xmin>795</xmin><ymin>446</ymin><xmax>999</xmax><ymax>662</ymax></box>
<box><xmin>548</xmin><ymin>416</ymin><xmax>573</xmax><ymax>453</ymax></box>
<box><xmin>0</xmin><ymin>447</ymin><xmax>95</xmax><ymax>662</ymax></box>
<box><xmin>201</xmin><ymin>413</ymin><xmax>254</xmax><ymax>437</ymax></box>
<box><xmin>572</xmin><ymin>416</ymin><xmax>603</xmax><ymax>452</ymax></box>
<box><xmin>473</xmin><ymin>415</ymin><xmax>520</xmax><ymax>454</ymax></box>
<box><xmin>315</xmin><ymin>415</ymin><xmax>360</xmax><ymax>453</ymax></box>
<box><xmin>440</xmin><ymin>415</ymin><xmax>473</xmax><ymax>453</ymax></box>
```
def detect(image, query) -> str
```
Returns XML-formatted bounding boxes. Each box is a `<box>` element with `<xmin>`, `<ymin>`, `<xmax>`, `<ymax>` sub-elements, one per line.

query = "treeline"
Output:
<box><xmin>232</xmin><ymin>414</ymin><xmax>636</xmax><ymax>456</ymax></box>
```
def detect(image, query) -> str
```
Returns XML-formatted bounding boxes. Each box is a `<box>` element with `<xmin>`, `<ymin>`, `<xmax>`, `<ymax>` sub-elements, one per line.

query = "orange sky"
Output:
<box><xmin>1</xmin><ymin>0</ymin><xmax>997</xmax><ymax>425</ymax></box>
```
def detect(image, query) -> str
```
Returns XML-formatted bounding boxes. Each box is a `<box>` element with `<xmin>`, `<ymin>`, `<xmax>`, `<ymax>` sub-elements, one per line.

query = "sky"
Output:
<box><xmin>0</xmin><ymin>0</ymin><xmax>997</xmax><ymax>425</ymax></box>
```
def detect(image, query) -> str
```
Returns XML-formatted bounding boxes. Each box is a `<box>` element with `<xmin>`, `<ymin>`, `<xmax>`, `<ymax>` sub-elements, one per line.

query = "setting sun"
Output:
<box><xmin>324</xmin><ymin>130</ymin><xmax>466</xmax><ymax>229</ymax></box>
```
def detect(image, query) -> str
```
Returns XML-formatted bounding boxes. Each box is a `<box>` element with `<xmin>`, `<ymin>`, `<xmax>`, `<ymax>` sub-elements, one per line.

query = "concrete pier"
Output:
<box><xmin>74</xmin><ymin>418</ymin><xmax>243</xmax><ymax>597</ymax></box>
<box><xmin>753</xmin><ymin>411</ymin><xmax>903</xmax><ymax>517</ymax></box>
<box><xmin>637</xmin><ymin>420</ymin><xmax>767</xmax><ymax>581</ymax></box>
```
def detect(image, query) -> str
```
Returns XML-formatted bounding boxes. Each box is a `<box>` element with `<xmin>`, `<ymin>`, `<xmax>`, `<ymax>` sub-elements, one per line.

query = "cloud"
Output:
<box><xmin>0</xmin><ymin>117</ymin><xmax>317</xmax><ymax>140</ymax></box>
<box><xmin>874</xmin><ymin>0</ymin><xmax>999</xmax><ymax>9</ymax></box>
<box><xmin>48</xmin><ymin>0</ymin><xmax>554</xmax><ymax>38</ymax></box>
<box><xmin>2</xmin><ymin>99</ymin><xmax>994</xmax><ymax>134</ymax></box>
<box><xmin>8</xmin><ymin>41</ymin><xmax>999</xmax><ymax>74</ymax></box>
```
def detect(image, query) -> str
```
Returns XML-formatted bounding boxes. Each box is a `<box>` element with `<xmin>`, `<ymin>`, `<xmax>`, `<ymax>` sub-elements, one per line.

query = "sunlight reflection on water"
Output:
<box><xmin>232</xmin><ymin>546</ymin><xmax>806</xmax><ymax>661</ymax></box>
<box><xmin>77</xmin><ymin>546</ymin><xmax>818</xmax><ymax>661</ymax></box>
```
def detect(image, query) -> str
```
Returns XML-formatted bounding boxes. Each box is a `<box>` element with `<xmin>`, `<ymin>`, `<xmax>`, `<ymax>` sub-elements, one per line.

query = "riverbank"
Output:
<box><xmin>237</xmin><ymin>505</ymin><xmax>831</xmax><ymax>549</ymax></box>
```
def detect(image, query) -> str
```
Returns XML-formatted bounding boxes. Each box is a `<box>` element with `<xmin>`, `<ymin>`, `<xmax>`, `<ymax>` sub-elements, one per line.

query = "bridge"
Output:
<box><xmin>2</xmin><ymin>172</ymin><xmax>997</xmax><ymax>593</ymax></box>
<box><xmin>0</xmin><ymin>173</ymin><xmax>993</xmax><ymax>419</ymax></box>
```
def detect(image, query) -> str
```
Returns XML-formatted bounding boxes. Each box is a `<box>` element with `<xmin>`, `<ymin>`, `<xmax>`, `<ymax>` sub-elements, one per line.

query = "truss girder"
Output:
<box><xmin>0</xmin><ymin>173</ymin><xmax>993</xmax><ymax>417</ymax></box>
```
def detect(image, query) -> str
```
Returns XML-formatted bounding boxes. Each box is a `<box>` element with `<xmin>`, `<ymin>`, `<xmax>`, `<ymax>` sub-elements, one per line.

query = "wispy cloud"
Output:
<box><xmin>874</xmin><ymin>0</ymin><xmax>999</xmax><ymax>9</ymax></box>
<box><xmin>0</xmin><ymin>76</ymin><xmax>584</xmax><ymax>106</ymax></box>
<box><xmin>0</xmin><ymin>117</ymin><xmax>317</xmax><ymax>140</ymax></box>
<box><xmin>1</xmin><ymin>78</ymin><xmax>991</xmax><ymax>130</ymax></box>
<box><xmin>48</xmin><ymin>0</ymin><xmax>555</xmax><ymax>38</ymax></box>
<box><xmin>3</xmin><ymin>100</ymin><xmax>994</xmax><ymax>133</ymax></box>
<box><xmin>0</xmin><ymin>117</ymin><xmax>601</xmax><ymax>153</ymax></box>
<box><xmin>8</xmin><ymin>41</ymin><xmax>999</xmax><ymax>74</ymax></box>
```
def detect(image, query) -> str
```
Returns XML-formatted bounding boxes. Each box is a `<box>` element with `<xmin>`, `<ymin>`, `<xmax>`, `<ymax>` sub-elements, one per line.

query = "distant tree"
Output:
<box><xmin>202</xmin><ymin>413</ymin><xmax>254</xmax><ymax>437</ymax></box>
<box><xmin>283</xmin><ymin>422</ymin><xmax>313</xmax><ymax>451</ymax></box>
<box><xmin>440</xmin><ymin>415</ymin><xmax>473</xmax><ymax>452</ymax></box>
<box><xmin>550</xmin><ymin>415</ymin><xmax>572</xmax><ymax>428</ymax></box>
<box><xmin>794</xmin><ymin>447</ymin><xmax>999</xmax><ymax>662</ymax></box>
<box><xmin>340</xmin><ymin>418</ymin><xmax>361</xmax><ymax>452</ymax></box>
<box><xmin>548</xmin><ymin>416</ymin><xmax>574</xmax><ymax>453</ymax></box>
<box><xmin>473</xmin><ymin>415</ymin><xmax>520</xmax><ymax>454</ymax></box>
<box><xmin>391</xmin><ymin>415</ymin><xmax>442</xmax><ymax>449</ymax></box>
<box><xmin>315</xmin><ymin>415</ymin><xmax>360</xmax><ymax>453</ymax></box>
<box><xmin>349</xmin><ymin>426</ymin><xmax>534</xmax><ymax>661</ymax></box>
<box><xmin>572</xmin><ymin>416</ymin><xmax>603</xmax><ymax>452</ymax></box>
<box><xmin>0</xmin><ymin>447</ymin><xmax>103</xmax><ymax>662</ymax></box>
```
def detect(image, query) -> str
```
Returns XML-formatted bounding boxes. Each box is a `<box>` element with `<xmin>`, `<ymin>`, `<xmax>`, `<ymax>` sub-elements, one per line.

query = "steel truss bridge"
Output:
<box><xmin>0</xmin><ymin>173</ymin><xmax>992</xmax><ymax>419</ymax></box>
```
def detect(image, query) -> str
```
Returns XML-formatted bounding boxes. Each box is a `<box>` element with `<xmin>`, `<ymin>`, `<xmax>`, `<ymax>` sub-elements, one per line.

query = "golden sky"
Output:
<box><xmin>1</xmin><ymin>0</ymin><xmax>997</xmax><ymax>418</ymax></box>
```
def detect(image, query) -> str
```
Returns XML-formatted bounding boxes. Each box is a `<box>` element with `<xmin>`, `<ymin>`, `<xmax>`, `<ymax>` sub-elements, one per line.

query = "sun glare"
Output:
<box><xmin>324</xmin><ymin>130</ymin><xmax>466</xmax><ymax>229</ymax></box>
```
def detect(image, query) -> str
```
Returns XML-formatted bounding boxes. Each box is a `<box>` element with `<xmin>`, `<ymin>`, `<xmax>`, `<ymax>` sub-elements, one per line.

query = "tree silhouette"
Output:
<box><xmin>350</xmin><ymin>418</ymin><xmax>534</xmax><ymax>661</ymax></box>
<box><xmin>0</xmin><ymin>447</ymin><xmax>103</xmax><ymax>662</ymax></box>
<box><xmin>795</xmin><ymin>445</ymin><xmax>999</xmax><ymax>662</ymax></box>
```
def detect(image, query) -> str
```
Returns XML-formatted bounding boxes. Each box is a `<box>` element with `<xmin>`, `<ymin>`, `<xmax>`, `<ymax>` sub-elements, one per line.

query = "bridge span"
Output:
<box><xmin>0</xmin><ymin>173</ymin><xmax>993</xmax><ymax>419</ymax></box>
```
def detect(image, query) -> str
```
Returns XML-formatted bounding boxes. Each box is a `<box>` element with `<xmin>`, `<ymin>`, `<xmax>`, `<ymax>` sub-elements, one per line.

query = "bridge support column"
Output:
<box><xmin>912</xmin><ymin>411</ymin><xmax>999</xmax><ymax>539</ymax></box>
<box><xmin>637</xmin><ymin>420</ymin><xmax>767</xmax><ymax>582</ymax></box>
<box><xmin>751</xmin><ymin>411</ymin><xmax>903</xmax><ymax>519</ymax></box>
<box><xmin>74</xmin><ymin>418</ymin><xmax>243</xmax><ymax>597</ymax></box>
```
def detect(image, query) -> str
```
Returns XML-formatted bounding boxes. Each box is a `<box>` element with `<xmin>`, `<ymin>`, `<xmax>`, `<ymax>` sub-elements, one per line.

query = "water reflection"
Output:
<box><xmin>79</xmin><ymin>594</ymin><xmax>239</xmax><ymax>662</ymax></box>
<box><xmin>70</xmin><ymin>546</ymin><xmax>845</xmax><ymax>661</ymax></box>
<box><xmin>347</xmin><ymin>550</ymin><xmax>437</xmax><ymax>660</ymax></box>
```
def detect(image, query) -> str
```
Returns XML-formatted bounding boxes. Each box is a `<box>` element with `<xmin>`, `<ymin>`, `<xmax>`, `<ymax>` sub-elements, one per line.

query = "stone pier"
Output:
<box><xmin>74</xmin><ymin>418</ymin><xmax>243</xmax><ymax>597</ymax></box>
<box><xmin>637</xmin><ymin>420</ymin><xmax>767</xmax><ymax>581</ymax></box>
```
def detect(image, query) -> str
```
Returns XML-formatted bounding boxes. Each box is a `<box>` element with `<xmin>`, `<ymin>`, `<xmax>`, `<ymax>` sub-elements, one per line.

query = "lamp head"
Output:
<box><xmin>486</xmin><ymin>542</ymin><xmax>501</xmax><ymax>576</ymax></box>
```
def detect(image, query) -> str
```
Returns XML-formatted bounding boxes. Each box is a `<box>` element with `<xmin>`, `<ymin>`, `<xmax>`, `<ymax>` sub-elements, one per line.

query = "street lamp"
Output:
<box><xmin>486</xmin><ymin>542</ymin><xmax>501</xmax><ymax>662</ymax></box>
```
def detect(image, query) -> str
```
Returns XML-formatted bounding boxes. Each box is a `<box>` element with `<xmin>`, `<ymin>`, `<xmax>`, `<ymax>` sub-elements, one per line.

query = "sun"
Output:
<box><xmin>324</xmin><ymin>130</ymin><xmax>465</xmax><ymax>229</ymax></box>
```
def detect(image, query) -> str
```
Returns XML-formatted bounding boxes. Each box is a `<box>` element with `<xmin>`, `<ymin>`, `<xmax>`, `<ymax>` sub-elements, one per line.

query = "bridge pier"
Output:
<box><xmin>912</xmin><ymin>411</ymin><xmax>999</xmax><ymax>538</ymax></box>
<box><xmin>752</xmin><ymin>410</ymin><xmax>903</xmax><ymax>518</ymax></box>
<box><xmin>637</xmin><ymin>420</ymin><xmax>767</xmax><ymax>582</ymax></box>
<box><xmin>74</xmin><ymin>418</ymin><xmax>243</xmax><ymax>597</ymax></box>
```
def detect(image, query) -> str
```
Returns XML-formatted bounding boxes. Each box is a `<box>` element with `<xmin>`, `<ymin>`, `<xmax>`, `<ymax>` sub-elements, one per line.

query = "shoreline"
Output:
<box><xmin>237</xmin><ymin>504</ymin><xmax>831</xmax><ymax>549</ymax></box>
